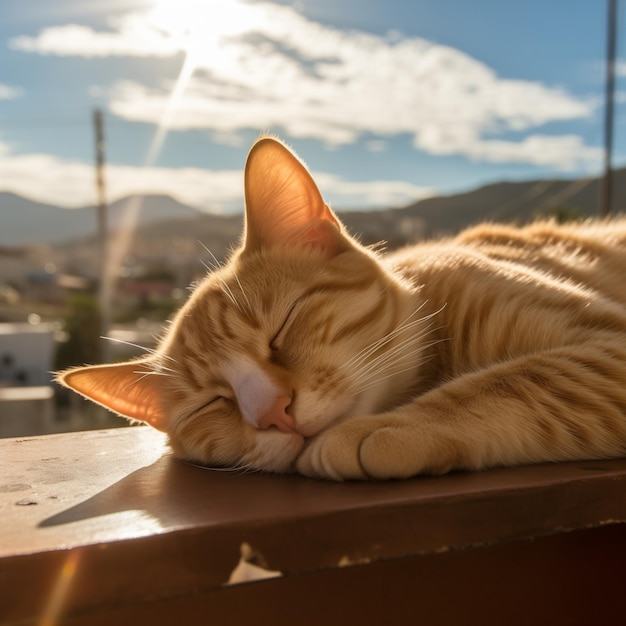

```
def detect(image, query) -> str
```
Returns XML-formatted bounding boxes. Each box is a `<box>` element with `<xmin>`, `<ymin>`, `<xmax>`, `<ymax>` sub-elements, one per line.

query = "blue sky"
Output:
<box><xmin>0</xmin><ymin>0</ymin><xmax>622</xmax><ymax>213</ymax></box>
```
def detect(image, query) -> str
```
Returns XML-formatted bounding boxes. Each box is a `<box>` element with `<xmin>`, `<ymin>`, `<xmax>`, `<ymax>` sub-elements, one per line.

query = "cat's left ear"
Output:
<box><xmin>56</xmin><ymin>359</ymin><xmax>168</xmax><ymax>431</ymax></box>
<box><xmin>243</xmin><ymin>137</ymin><xmax>350</xmax><ymax>256</ymax></box>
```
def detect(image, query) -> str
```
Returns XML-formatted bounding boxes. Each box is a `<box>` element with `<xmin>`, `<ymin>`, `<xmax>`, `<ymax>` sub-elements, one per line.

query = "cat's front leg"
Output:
<box><xmin>298</xmin><ymin>339</ymin><xmax>626</xmax><ymax>481</ymax></box>
<box><xmin>296</xmin><ymin>415</ymin><xmax>451</xmax><ymax>480</ymax></box>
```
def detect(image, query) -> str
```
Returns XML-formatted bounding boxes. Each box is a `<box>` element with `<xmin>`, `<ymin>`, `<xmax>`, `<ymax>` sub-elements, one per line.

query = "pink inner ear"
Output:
<box><xmin>243</xmin><ymin>137</ymin><xmax>347</xmax><ymax>256</ymax></box>
<box><xmin>297</xmin><ymin>218</ymin><xmax>345</xmax><ymax>256</ymax></box>
<box><xmin>57</xmin><ymin>361</ymin><xmax>168</xmax><ymax>431</ymax></box>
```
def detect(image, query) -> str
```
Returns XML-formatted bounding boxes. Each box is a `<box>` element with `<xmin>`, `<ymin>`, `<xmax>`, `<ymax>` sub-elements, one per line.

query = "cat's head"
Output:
<box><xmin>57</xmin><ymin>137</ymin><xmax>418</xmax><ymax>472</ymax></box>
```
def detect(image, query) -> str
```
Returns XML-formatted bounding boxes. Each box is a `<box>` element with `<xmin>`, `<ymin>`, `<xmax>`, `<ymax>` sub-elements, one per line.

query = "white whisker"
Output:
<box><xmin>200</xmin><ymin>259</ymin><xmax>214</xmax><ymax>273</ymax></box>
<box><xmin>349</xmin><ymin>330</ymin><xmax>447</xmax><ymax>391</ymax></box>
<box><xmin>198</xmin><ymin>241</ymin><xmax>252</xmax><ymax>313</ymax></box>
<box><xmin>350</xmin><ymin>341</ymin><xmax>425</xmax><ymax>389</ymax></box>
<box><xmin>233</xmin><ymin>271</ymin><xmax>253</xmax><ymax>312</ymax></box>
<box><xmin>101</xmin><ymin>335</ymin><xmax>156</xmax><ymax>355</ymax></box>
<box><xmin>186</xmin><ymin>460</ymin><xmax>258</xmax><ymax>474</ymax></box>
<box><xmin>352</xmin><ymin>354</ymin><xmax>438</xmax><ymax>395</ymax></box>
<box><xmin>132</xmin><ymin>369</ymin><xmax>175</xmax><ymax>378</ymax></box>
<box><xmin>221</xmin><ymin>282</ymin><xmax>243</xmax><ymax>310</ymax></box>
<box><xmin>100</xmin><ymin>336</ymin><xmax>178</xmax><ymax>368</ymax></box>
<box><xmin>352</xmin><ymin>320</ymin><xmax>433</xmax><ymax>371</ymax></box>
<box><xmin>198</xmin><ymin>241</ymin><xmax>223</xmax><ymax>270</ymax></box>
<box><xmin>336</xmin><ymin>301</ymin><xmax>443</xmax><ymax>373</ymax></box>
<box><xmin>351</xmin><ymin>337</ymin><xmax>444</xmax><ymax>388</ymax></box>
<box><xmin>347</xmin><ymin>323</ymin><xmax>440</xmax><ymax>387</ymax></box>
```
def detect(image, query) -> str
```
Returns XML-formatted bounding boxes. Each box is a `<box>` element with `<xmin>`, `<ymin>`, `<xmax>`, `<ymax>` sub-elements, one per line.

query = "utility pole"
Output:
<box><xmin>93</xmin><ymin>108</ymin><xmax>111</xmax><ymax>362</ymax></box>
<box><xmin>600</xmin><ymin>0</ymin><xmax>617</xmax><ymax>217</ymax></box>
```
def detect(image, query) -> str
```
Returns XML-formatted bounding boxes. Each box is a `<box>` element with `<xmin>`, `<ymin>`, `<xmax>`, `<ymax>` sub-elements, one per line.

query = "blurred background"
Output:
<box><xmin>0</xmin><ymin>0</ymin><xmax>624</xmax><ymax>437</ymax></box>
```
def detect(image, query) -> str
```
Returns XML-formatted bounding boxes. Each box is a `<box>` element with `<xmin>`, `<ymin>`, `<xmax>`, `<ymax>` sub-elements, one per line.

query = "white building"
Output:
<box><xmin>0</xmin><ymin>322</ymin><xmax>55</xmax><ymax>387</ymax></box>
<box><xmin>0</xmin><ymin>322</ymin><xmax>56</xmax><ymax>437</ymax></box>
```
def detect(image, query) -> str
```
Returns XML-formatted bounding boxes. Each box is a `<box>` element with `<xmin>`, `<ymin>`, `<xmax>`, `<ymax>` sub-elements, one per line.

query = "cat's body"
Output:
<box><xmin>58</xmin><ymin>138</ymin><xmax>626</xmax><ymax>480</ymax></box>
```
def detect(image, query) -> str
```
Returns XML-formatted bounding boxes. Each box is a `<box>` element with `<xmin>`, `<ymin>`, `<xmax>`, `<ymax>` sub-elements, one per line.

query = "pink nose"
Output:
<box><xmin>256</xmin><ymin>394</ymin><xmax>295</xmax><ymax>433</ymax></box>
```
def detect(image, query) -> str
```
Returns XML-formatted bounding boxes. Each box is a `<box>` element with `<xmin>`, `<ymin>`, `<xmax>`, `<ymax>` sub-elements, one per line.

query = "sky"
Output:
<box><xmin>0</xmin><ymin>0</ymin><xmax>623</xmax><ymax>214</ymax></box>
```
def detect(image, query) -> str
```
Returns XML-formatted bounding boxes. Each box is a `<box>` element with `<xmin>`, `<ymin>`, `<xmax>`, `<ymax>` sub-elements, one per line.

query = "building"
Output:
<box><xmin>0</xmin><ymin>322</ymin><xmax>56</xmax><ymax>437</ymax></box>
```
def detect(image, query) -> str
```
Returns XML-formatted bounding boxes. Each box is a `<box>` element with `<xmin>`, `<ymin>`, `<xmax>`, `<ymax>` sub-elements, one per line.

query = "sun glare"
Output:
<box><xmin>142</xmin><ymin>0</ymin><xmax>268</xmax><ymax>164</ymax></box>
<box><xmin>149</xmin><ymin>0</ymin><xmax>263</xmax><ymax>65</ymax></box>
<box><xmin>105</xmin><ymin>0</ymin><xmax>271</xmax><ymax>307</ymax></box>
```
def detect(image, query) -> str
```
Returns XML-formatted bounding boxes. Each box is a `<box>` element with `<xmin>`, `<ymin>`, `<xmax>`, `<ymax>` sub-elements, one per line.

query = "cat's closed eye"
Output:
<box><xmin>270</xmin><ymin>299</ymin><xmax>302</xmax><ymax>351</ymax></box>
<box><xmin>190</xmin><ymin>396</ymin><xmax>232</xmax><ymax>419</ymax></box>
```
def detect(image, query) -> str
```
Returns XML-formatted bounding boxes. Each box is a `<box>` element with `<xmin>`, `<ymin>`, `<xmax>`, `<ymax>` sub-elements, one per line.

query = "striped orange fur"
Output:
<box><xmin>58</xmin><ymin>137</ymin><xmax>626</xmax><ymax>480</ymax></box>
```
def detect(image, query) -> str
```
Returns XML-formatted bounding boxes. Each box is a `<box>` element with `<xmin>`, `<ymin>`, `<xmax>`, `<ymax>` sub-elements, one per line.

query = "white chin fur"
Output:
<box><xmin>251</xmin><ymin>430</ymin><xmax>305</xmax><ymax>473</ymax></box>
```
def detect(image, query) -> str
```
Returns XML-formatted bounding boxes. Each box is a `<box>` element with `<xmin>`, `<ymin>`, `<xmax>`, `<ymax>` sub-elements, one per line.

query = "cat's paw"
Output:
<box><xmin>296</xmin><ymin>422</ymin><xmax>370</xmax><ymax>480</ymax></box>
<box><xmin>296</xmin><ymin>417</ymin><xmax>427</xmax><ymax>481</ymax></box>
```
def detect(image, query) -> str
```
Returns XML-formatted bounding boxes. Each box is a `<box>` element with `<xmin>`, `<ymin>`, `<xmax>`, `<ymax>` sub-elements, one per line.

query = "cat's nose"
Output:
<box><xmin>256</xmin><ymin>394</ymin><xmax>295</xmax><ymax>433</ymax></box>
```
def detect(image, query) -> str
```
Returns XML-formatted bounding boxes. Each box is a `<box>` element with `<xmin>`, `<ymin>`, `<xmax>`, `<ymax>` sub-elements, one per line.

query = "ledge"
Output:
<box><xmin>2</xmin><ymin>427</ymin><xmax>626</xmax><ymax>625</ymax></box>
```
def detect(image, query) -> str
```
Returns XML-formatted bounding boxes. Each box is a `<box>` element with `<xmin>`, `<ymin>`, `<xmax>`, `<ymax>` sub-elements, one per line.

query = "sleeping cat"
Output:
<box><xmin>57</xmin><ymin>137</ymin><xmax>626</xmax><ymax>480</ymax></box>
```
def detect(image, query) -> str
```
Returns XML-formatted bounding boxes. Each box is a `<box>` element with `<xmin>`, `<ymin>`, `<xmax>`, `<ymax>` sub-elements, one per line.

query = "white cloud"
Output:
<box><xmin>0</xmin><ymin>83</ymin><xmax>24</xmax><ymax>100</ymax></box>
<box><xmin>9</xmin><ymin>0</ymin><xmax>599</xmax><ymax>169</ymax></box>
<box><xmin>416</xmin><ymin>132</ymin><xmax>601</xmax><ymax>169</ymax></box>
<box><xmin>0</xmin><ymin>142</ymin><xmax>429</xmax><ymax>210</ymax></box>
<box><xmin>315</xmin><ymin>173</ymin><xmax>433</xmax><ymax>208</ymax></box>
<box><xmin>477</xmin><ymin>135</ymin><xmax>602</xmax><ymax>168</ymax></box>
<box><xmin>8</xmin><ymin>18</ymin><xmax>178</xmax><ymax>58</ymax></box>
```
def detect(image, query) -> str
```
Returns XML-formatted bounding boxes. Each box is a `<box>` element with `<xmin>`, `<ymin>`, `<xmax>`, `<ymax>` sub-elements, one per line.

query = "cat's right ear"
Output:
<box><xmin>243</xmin><ymin>137</ymin><xmax>350</xmax><ymax>256</ymax></box>
<box><xmin>56</xmin><ymin>359</ymin><xmax>168</xmax><ymax>431</ymax></box>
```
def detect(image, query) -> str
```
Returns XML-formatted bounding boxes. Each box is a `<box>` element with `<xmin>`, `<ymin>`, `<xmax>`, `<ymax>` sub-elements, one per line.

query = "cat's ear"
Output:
<box><xmin>56</xmin><ymin>359</ymin><xmax>167</xmax><ymax>431</ymax></box>
<box><xmin>243</xmin><ymin>137</ymin><xmax>349</xmax><ymax>256</ymax></box>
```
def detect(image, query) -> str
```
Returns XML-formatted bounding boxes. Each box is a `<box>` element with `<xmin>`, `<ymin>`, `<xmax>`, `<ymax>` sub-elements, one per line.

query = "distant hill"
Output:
<box><xmin>400</xmin><ymin>169</ymin><xmax>626</xmax><ymax>237</ymax></box>
<box><xmin>2</xmin><ymin>169</ymin><xmax>624</xmax><ymax>253</ymax></box>
<box><xmin>0</xmin><ymin>193</ymin><xmax>200</xmax><ymax>245</ymax></box>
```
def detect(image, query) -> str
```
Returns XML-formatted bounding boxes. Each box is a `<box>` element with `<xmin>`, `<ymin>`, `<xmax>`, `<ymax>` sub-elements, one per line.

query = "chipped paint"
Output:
<box><xmin>337</xmin><ymin>554</ymin><xmax>372</xmax><ymax>568</ymax></box>
<box><xmin>227</xmin><ymin>542</ymin><xmax>283</xmax><ymax>585</ymax></box>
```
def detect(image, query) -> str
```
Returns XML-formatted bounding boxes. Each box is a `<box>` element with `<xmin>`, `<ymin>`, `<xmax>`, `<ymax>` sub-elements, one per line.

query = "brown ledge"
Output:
<box><xmin>2</xmin><ymin>427</ymin><xmax>626</xmax><ymax>625</ymax></box>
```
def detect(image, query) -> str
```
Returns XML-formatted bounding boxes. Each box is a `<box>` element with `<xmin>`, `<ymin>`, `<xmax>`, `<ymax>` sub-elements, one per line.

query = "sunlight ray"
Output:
<box><xmin>97</xmin><ymin>1</ymin><xmax>281</xmax><ymax>355</ymax></box>
<box><xmin>144</xmin><ymin>51</ymin><xmax>197</xmax><ymax>166</ymax></box>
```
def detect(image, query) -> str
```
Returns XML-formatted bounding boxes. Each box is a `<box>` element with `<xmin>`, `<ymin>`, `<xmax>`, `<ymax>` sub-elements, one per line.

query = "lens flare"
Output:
<box><xmin>104</xmin><ymin>0</ymin><xmax>265</xmax><ymax>328</ymax></box>
<box><xmin>38</xmin><ymin>550</ymin><xmax>81</xmax><ymax>626</ymax></box>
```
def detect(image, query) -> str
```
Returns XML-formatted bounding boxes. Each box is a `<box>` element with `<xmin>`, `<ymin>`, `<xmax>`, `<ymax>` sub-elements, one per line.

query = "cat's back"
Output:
<box><xmin>389</xmin><ymin>218</ymin><xmax>626</xmax><ymax>307</ymax></box>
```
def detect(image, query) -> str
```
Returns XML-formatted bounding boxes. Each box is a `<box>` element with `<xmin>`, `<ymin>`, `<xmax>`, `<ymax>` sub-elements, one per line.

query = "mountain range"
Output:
<box><xmin>0</xmin><ymin>192</ymin><xmax>200</xmax><ymax>246</ymax></box>
<box><xmin>2</xmin><ymin>168</ymin><xmax>624</xmax><ymax>251</ymax></box>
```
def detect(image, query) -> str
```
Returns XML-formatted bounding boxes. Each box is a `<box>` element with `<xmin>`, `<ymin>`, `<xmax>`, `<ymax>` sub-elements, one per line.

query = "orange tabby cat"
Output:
<box><xmin>57</xmin><ymin>137</ymin><xmax>626</xmax><ymax>480</ymax></box>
